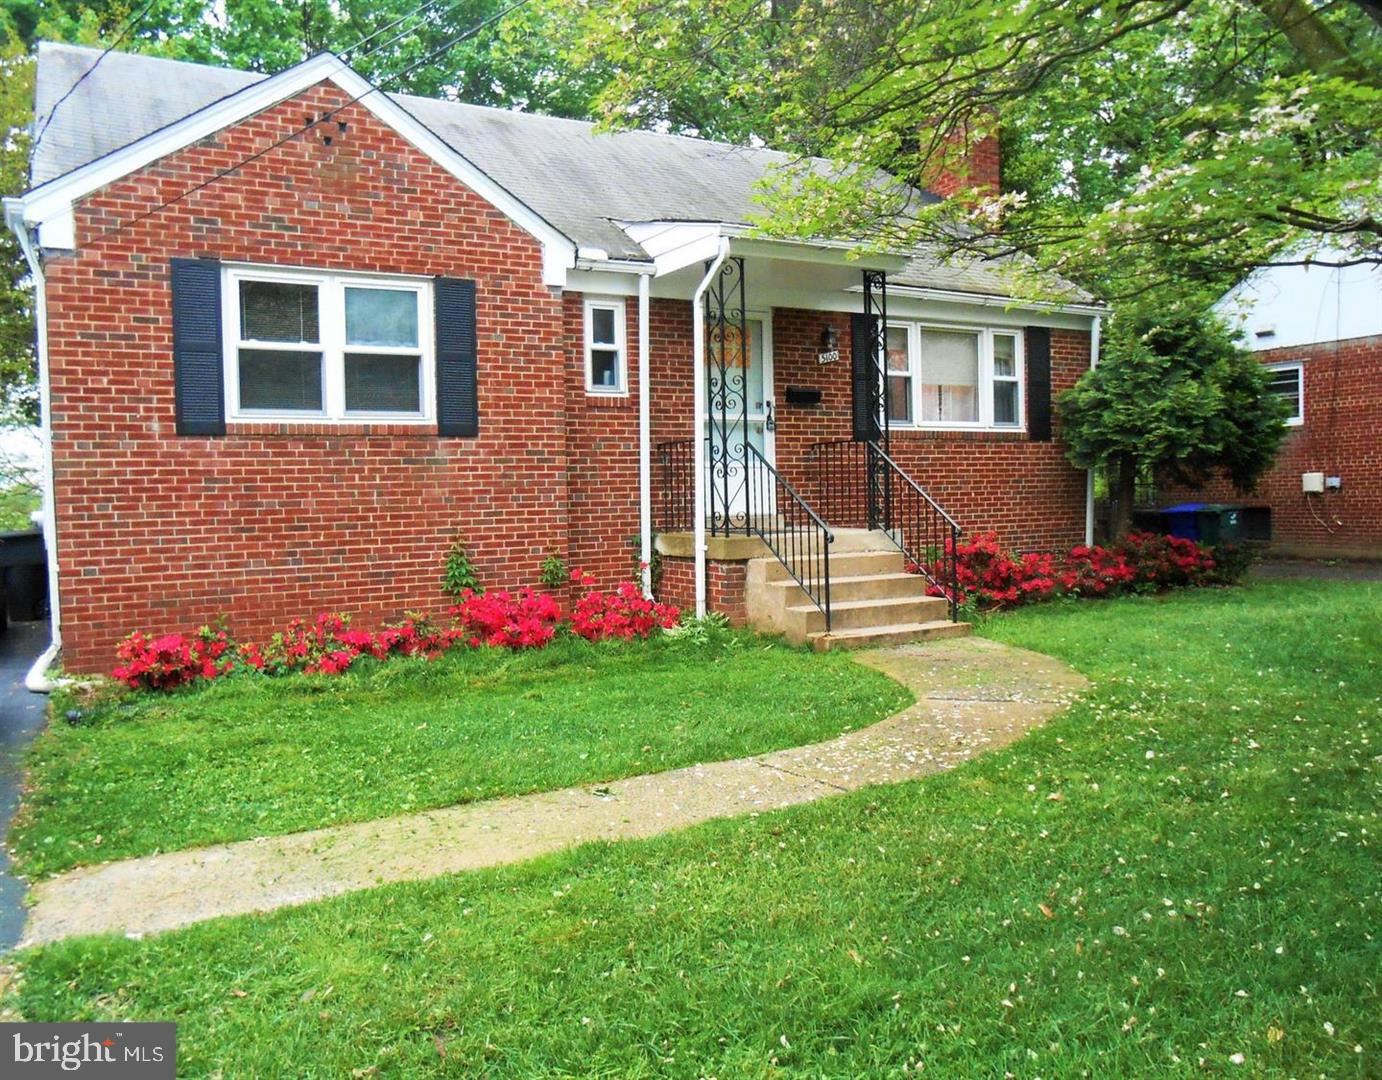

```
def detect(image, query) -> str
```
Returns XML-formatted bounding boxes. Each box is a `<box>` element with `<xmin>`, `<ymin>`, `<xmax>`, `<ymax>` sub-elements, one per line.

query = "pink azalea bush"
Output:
<box><xmin>568</xmin><ymin>570</ymin><xmax>680</xmax><ymax>641</ymax></box>
<box><xmin>913</xmin><ymin>530</ymin><xmax>1227</xmax><ymax>611</ymax></box>
<box><xmin>112</xmin><ymin>571</ymin><xmax>679</xmax><ymax>692</ymax></box>
<box><xmin>113</xmin><ymin>626</ymin><xmax>236</xmax><ymax>691</ymax></box>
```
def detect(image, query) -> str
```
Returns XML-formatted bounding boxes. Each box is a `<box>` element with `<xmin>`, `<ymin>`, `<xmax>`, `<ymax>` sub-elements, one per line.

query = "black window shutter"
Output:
<box><xmin>850</xmin><ymin>313</ymin><xmax>881</xmax><ymax>442</ymax></box>
<box><xmin>1026</xmin><ymin>326</ymin><xmax>1052</xmax><ymax>442</ymax></box>
<box><xmin>435</xmin><ymin>277</ymin><xmax>478</xmax><ymax>437</ymax></box>
<box><xmin>171</xmin><ymin>257</ymin><xmax>225</xmax><ymax>436</ymax></box>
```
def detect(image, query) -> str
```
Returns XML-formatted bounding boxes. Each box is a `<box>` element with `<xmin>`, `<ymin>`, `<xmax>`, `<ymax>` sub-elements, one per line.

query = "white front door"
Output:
<box><xmin>705</xmin><ymin>315</ymin><xmax>774</xmax><ymax>524</ymax></box>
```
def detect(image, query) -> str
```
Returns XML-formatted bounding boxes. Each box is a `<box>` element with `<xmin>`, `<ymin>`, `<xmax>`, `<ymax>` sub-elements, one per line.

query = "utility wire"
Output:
<box><xmin>92</xmin><ymin>0</ymin><xmax>533</xmax><ymax>242</ymax></box>
<box><xmin>341</xmin><ymin>0</ymin><xmax>452</xmax><ymax>61</ymax></box>
<box><xmin>30</xmin><ymin>0</ymin><xmax>160</xmax><ymax>161</ymax></box>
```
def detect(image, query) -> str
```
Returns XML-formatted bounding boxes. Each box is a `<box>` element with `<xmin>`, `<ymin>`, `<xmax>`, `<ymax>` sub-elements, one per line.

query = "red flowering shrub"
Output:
<box><xmin>451</xmin><ymin>587</ymin><xmax>562</xmax><ymax>649</ymax></box>
<box><xmin>112</xmin><ymin>578</ymin><xmax>683</xmax><ymax>690</ymax></box>
<box><xmin>568</xmin><ymin>572</ymin><xmax>680</xmax><ymax>641</ymax></box>
<box><xmin>916</xmin><ymin>530</ymin><xmax>1221</xmax><ymax>611</ymax></box>
<box><xmin>112</xmin><ymin>626</ymin><xmax>235</xmax><ymax>690</ymax></box>
<box><xmin>1114</xmin><ymin>531</ymin><xmax>1217</xmax><ymax>588</ymax></box>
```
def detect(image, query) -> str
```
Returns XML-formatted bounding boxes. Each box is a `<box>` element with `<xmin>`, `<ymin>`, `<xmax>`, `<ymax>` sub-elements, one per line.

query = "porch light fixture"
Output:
<box><xmin>817</xmin><ymin>324</ymin><xmax>840</xmax><ymax>365</ymax></box>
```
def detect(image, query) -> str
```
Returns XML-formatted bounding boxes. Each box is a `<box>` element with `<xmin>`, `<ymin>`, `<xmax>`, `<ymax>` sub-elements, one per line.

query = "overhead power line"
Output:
<box><xmin>30</xmin><ymin>0</ymin><xmax>160</xmax><ymax>161</ymax></box>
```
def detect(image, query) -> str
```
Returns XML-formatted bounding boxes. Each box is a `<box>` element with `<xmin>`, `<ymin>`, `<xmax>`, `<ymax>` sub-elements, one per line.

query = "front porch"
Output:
<box><xmin>605</xmin><ymin>226</ymin><xmax>968</xmax><ymax>644</ymax></box>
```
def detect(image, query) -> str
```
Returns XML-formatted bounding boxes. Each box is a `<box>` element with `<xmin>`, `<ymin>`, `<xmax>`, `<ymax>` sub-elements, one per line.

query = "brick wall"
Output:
<box><xmin>45</xmin><ymin>78</ymin><xmax>1092</xmax><ymax>671</ymax></box>
<box><xmin>769</xmin><ymin>308</ymin><xmax>1090</xmax><ymax>552</ymax></box>
<box><xmin>47</xmin><ymin>82</ymin><xmax>567</xmax><ymax>672</ymax></box>
<box><xmin>1159</xmin><ymin>335</ymin><xmax>1382</xmax><ymax>558</ymax></box>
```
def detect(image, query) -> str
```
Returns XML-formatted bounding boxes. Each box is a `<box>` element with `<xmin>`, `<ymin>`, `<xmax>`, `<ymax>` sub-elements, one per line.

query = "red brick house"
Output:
<box><xmin>1157</xmin><ymin>255</ymin><xmax>1382</xmax><ymax>559</ymax></box>
<box><xmin>7</xmin><ymin>44</ymin><xmax>1103</xmax><ymax>673</ymax></box>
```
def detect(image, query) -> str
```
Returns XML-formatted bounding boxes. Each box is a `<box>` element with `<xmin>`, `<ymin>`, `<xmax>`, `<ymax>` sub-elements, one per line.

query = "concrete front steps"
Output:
<box><xmin>745</xmin><ymin>531</ymin><xmax>971</xmax><ymax>651</ymax></box>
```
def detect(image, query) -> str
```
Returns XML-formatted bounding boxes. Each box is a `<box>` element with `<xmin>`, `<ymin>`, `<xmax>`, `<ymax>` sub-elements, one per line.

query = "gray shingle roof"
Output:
<box><xmin>29</xmin><ymin>43</ymin><xmax>1093</xmax><ymax>302</ymax></box>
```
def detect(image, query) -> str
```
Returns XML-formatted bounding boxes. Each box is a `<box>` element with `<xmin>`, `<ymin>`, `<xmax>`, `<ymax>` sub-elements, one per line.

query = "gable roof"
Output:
<box><xmin>28</xmin><ymin>43</ymin><xmax>1094</xmax><ymax>303</ymax></box>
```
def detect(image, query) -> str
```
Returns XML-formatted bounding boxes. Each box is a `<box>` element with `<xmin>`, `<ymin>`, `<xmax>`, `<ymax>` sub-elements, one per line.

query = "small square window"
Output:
<box><xmin>1266</xmin><ymin>363</ymin><xmax>1304</xmax><ymax>426</ymax></box>
<box><xmin>584</xmin><ymin>299</ymin><xmax>626</xmax><ymax>395</ymax></box>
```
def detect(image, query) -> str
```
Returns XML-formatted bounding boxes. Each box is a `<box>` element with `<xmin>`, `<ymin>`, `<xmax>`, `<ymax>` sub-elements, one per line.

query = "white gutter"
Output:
<box><xmin>5</xmin><ymin>197</ymin><xmax>63</xmax><ymax>691</ymax></box>
<box><xmin>691</xmin><ymin>238</ymin><xmax>731</xmax><ymax>618</ymax></box>
<box><xmin>1085</xmin><ymin>313</ymin><xmax>1102</xmax><ymax>546</ymax></box>
<box><xmin>637</xmin><ymin>273</ymin><xmax>653</xmax><ymax>597</ymax></box>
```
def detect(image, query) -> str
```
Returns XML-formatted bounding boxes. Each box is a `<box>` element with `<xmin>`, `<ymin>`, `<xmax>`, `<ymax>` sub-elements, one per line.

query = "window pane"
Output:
<box><xmin>993</xmin><ymin>334</ymin><xmax>1017</xmax><ymax>377</ymax></box>
<box><xmin>1267</xmin><ymin>368</ymin><xmax>1301</xmax><ymax>419</ymax></box>
<box><xmin>345</xmin><ymin>288</ymin><xmax>419</xmax><ymax>348</ymax></box>
<box><xmin>887</xmin><ymin>374</ymin><xmax>912</xmax><ymax>424</ymax></box>
<box><xmin>344</xmin><ymin>353</ymin><xmax>422</xmax><ymax>413</ymax></box>
<box><xmin>590</xmin><ymin>348</ymin><xmax>620</xmax><ymax>389</ymax></box>
<box><xmin>238</xmin><ymin>349</ymin><xmax>322</xmax><ymax>411</ymax></box>
<box><xmin>591</xmin><ymin>306</ymin><xmax>617</xmax><ymax>345</ymax></box>
<box><xmin>919</xmin><ymin>329</ymin><xmax>980</xmax><ymax>422</ymax></box>
<box><xmin>994</xmin><ymin>380</ymin><xmax>1019</xmax><ymax>426</ymax></box>
<box><xmin>886</xmin><ymin>326</ymin><xmax>909</xmax><ymax>372</ymax></box>
<box><xmin>240</xmin><ymin>281</ymin><xmax>319</xmax><ymax>343</ymax></box>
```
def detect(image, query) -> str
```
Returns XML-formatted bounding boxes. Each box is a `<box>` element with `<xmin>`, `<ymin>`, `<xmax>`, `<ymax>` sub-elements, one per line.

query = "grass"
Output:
<box><xmin>12</xmin><ymin>633</ymin><xmax>910</xmax><ymax>878</ymax></box>
<box><xmin>10</xmin><ymin>579</ymin><xmax>1380</xmax><ymax>1076</ymax></box>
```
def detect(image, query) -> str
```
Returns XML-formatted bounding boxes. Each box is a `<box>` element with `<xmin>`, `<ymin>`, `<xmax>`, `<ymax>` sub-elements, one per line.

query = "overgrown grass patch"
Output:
<box><xmin>13</xmin><ymin>632</ymin><xmax>910</xmax><ymax>877</ymax></box>
<box><xmin>10</xmin><ymin>580</ymin><xmax>1379</xmax><ymax>1076</ymax></box>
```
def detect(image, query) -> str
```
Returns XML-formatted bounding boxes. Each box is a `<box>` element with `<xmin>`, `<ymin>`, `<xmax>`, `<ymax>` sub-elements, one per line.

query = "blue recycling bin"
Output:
<box><xmin>1160</xmin><ymin>502</ymin><xmax>1207</xmax><ymax>542</ymax></box>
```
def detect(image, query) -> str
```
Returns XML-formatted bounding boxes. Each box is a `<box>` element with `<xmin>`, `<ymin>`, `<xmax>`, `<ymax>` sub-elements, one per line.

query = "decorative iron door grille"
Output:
<box><xmin>705</xmin><ymin>256</ymin><xmax>750</xmax><ymax>535</ymax></box>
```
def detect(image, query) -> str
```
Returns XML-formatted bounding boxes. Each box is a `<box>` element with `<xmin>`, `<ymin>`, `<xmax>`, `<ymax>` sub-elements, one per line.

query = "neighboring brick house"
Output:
<box><xmin>8</xmin><ymin>44</ymin><xmax>1102</xmax><ymax>673</ymax></box>
<box><xmin>1158</xmin><ymin>255</ymin><xmax>1382</xmax><ymax>560</ymax></box>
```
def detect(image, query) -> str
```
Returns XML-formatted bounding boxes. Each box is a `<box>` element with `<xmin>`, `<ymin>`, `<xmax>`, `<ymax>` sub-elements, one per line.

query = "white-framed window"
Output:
<box><xmin>1265</xmin><ymin>361</ymin><xmax>1304</xmax><ymax>426</ymax></box>
<box><xmin>223</xmin><ymin>265</ymin><xmax>434</xmax><ymax>423</ymax></box>
<box><xmin>583</xmin><ymin>296</ymin><xmax>627</xmax><ymax>395</ymax></box>
<box><xmin>884</xmin><ymin>323</ymin><xmax>1024</xmax><ymax>430</ymax></box>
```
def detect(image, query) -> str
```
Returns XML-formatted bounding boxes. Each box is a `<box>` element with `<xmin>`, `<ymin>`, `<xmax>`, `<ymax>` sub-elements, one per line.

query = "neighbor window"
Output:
<box><xmin>884</xmin><ymin>324</ymin><xmax>1024</xmax><ymax>429</ymax></box>
<box><xmin>584</xmin><ymin>297</ymin><xmax>627</xmax><ymax>394</ymax></box>
<box><xmin>1265</xmin><ymin>362</ymin><xmax>1304</xmax><ymax>426</ymax></box>
<box><xmin>225</xmin><ymin>266</ymin><xmax>432</xmax><ymax>422</ymax></box>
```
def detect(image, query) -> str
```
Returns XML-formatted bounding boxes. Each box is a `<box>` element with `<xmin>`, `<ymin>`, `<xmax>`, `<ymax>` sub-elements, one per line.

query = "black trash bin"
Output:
<box><xmin>1158</xmin><ymin>504</ymin><xmax>1271</xmax><ymax>545</ymax></box>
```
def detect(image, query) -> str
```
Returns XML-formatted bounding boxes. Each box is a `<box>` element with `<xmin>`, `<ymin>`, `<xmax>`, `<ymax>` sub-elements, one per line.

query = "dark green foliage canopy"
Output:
<box><xmin>1060</xmin><ymin>313</ymin><xmax>1289</xmax><ymax>494</ymax></box>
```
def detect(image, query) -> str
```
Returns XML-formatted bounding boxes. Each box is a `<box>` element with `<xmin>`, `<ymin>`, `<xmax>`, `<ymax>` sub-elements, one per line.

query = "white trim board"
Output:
<box><xmin>14</xmin><ymin>53</ymin><xmax>578</xmax><ymax>286</ymax></box>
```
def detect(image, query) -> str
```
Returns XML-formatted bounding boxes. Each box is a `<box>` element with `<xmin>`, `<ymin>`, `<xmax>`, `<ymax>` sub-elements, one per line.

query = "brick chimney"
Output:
<box><xmin>921</xmin><ymin>120</ymin><xmax>1000</xmax><ymax>201</ymax></box>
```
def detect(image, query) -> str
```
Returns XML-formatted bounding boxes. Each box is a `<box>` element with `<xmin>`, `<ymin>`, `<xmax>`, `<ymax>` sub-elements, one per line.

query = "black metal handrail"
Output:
<box><xmin>656</xmin><ymin>439</ymin><xmax>694</xmax><ymax>533</ymax></box>
<box><xmin>808</xmin><ymin>439</ymin><xmax>962</xmax><ymax>621</ymax></box>
<box><xmin>744</xmin><ymin>442</ymin><xmax>834</xmax><ymax>630</ymax></box>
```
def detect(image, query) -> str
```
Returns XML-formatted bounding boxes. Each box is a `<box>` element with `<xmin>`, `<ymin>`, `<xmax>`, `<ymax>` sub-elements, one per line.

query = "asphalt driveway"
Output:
<box><xmin>0</xmin><ymin>621</ymin><xmax>49</xmax><ymax>951</ymax></box>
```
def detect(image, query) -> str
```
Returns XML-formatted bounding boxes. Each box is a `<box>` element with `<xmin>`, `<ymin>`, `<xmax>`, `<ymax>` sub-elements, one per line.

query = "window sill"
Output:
<box><xmin>890</xmin><ymin>426</ymin><xmax>1031</xmax><ymax>443</ymax></box>
<box><xmin>224</xmin><ymin>421</ymin><xmax>440</xmax><ymax>437</ymax></box>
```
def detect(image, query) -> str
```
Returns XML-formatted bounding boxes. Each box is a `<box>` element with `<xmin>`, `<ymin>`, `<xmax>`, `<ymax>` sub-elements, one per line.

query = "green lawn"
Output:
<box><xmin>10</xmin><ymin>579</ymin><xmax>1380</xmax><ymax>1077</ymax></box>
<box><xmin>13</xmin><ymin>633</ymin><xmax>910</xmax><ymax>878</ymax></box>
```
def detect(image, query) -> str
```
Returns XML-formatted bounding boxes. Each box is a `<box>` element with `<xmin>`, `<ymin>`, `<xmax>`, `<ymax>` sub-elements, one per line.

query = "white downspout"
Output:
<box><xmin>1085</xmin><ymin>313</ymin><xmax>1102</xmax><ymax>546</ymax></box>
<box><xmin>637</xmin><ymin>273</ymin><xmax>653</xmax><ymax>597</ymax></box>
<box><xmin>691</xmin><ymin>238</ymin><xmax>731</xmax><ymax>618</ymax></box>
<box><xmin>5</xmin><ymin>202</ymin><xmax>63</xmax><ymax>691</ymax></box>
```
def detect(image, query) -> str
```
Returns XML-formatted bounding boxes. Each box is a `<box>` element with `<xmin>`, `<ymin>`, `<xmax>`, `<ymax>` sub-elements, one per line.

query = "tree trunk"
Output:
<box><xmin>1111</xmin><ymin>455</ymin><xmax>1137</xmax><ymax>539</ymax></box>
<box><xmin>1249</xmin><ymin>0</ymin><xmax>1382</xmax><ymax>86</ymax></box>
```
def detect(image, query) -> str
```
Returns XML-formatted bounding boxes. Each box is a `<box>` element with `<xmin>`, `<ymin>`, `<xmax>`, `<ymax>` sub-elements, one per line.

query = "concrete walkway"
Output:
<box><xmin>19</xmin><ymin>637</ymin><xmax>1086</xmax><ymax>947</ymax></box>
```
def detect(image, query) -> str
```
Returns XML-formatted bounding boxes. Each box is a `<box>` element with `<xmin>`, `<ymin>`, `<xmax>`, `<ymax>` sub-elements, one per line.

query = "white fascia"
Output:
<box><xmin>13</xmin><ymin>53</ymin><xmax>578</xmax><ymax>286</ymax></box>
<box><xmin>620</xmin><ymin>220</ymin><xmax>908</xmax><ymax>278</ymax></box>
